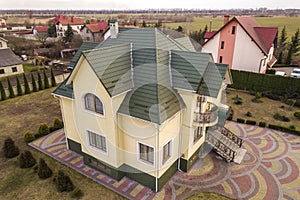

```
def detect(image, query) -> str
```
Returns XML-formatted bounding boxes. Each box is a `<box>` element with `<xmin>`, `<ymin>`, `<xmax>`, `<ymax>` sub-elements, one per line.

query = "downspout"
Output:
<box><xmin>258</xmin><ymin>56</ymin><xmax>267</xmax><ymax>73</ymax></box>
<box><xmin>155</xmin><ymin>124</ymin><xmax>159</xmax><ymax>192</ymax></box>
<box><xmin>177</xmin><ymin>110</ymin><xmax>183</xmax><ymax>171</ymax></box>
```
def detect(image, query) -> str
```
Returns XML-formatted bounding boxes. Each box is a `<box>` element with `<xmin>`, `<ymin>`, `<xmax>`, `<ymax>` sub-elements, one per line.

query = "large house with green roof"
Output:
<box><xmin>53</xmin><ymin>20</ymin><xmax>246</xmax><ymax>191</ymax></box>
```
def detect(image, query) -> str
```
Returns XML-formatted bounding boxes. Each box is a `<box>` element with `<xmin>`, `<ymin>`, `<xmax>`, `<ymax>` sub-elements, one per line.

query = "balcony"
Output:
<box><xmin>193</xmin><ymin>102</ymin><xmax>218</xmax><ymax>125</ymax></box>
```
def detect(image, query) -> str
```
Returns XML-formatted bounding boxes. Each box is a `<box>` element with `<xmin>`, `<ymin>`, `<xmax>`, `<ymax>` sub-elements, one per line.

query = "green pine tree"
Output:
<box><xmin>31</xmin><ymin>73</ymin><xmax>38</xmax><ymax>92</ymax></box>
<box><xmin>142</xmin><ymin>20</ymin><xmax>147</xmax><ymax>27</ymax></box>
<box><xmin>16</xmin><ymin>76</ymin><xmax>23</xmax><ymax>96</ymax></box>
<box><xmin>7</xmin><ymin>78</ymin><xmax>15</xmax><ymax>98</ymax></box>
<box><xmin>0</xmin><ymin>80</ymin><xmax>7</xmax><ymax>100</ymax></box>
<box><xmin>64</xmin><ymin>24</ymin><xmax>74</xmax><ymax>44</ymax></box>
<box><xmin>37</xmin><ymin>71</ymin><xmax>43</xmax><ymax>90</ymax></box>
<box><xmin>47</xmin><ymin>23</ymin><xmax>57</xmax><ymax>37</ymax></box>
<box><xmin>23</xmin><ymin>74</ymin><xmax>31</xmax><ymax>94</ymax></box>
<box><xmin>43</xmin><ymin>70</ymin><xmax>50</xmax><ymax>89</ymax></box>
<box><xmin>50</xmin><ymin>68</ymin><xmax>57</xmax><ymax>87</ymax></box>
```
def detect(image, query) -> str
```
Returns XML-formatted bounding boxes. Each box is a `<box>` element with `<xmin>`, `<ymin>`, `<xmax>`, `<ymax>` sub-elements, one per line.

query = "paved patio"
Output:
<box><xmin>29</xmin><ymin>121</ymin><xmax>300</xmax><ymax>200</ymax></box>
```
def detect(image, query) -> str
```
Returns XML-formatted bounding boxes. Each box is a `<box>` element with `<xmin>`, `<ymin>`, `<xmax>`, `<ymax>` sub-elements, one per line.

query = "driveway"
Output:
<box><xmin>30</xmin><ymin>122</ymin><xmax>300</xmax><ymax>200</ymax></box>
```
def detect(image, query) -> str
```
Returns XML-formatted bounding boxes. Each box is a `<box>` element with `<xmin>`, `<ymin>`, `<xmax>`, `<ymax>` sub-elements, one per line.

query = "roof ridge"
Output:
<box><xmin>155</xmin><ymin>28</ymin><xmax>189</xmax><ymax>51</ymax></box>
<box><xmin>82</xmin><ymin>43</ymin><xmax>130</xmax><ymax>55</ymax></box>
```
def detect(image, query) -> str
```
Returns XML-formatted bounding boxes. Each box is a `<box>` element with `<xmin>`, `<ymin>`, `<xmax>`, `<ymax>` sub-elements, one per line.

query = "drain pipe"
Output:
<box><xmin>155</xmin><ymin>124</ymin><xmax>159</xmax><ymax>192</ymax></box>
<box><xmin>177</xmin><ymin>111</ymin><xmax>183</xmax><ymax>171</ymax></box>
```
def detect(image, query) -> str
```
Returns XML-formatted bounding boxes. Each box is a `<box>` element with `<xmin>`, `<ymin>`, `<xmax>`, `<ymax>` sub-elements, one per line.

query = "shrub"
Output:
<box><xmin>52</xmin><ymin>118</ymin><xmax>63</xmax><ymax>131</ymax></box>
<box><xmin>285</xmin><ymin>99</ymin><xmax>295</xmax><ymax>106</ymax></box>
<box><xmin>24</xmin><ymin>131</ymin><xmax>35</xmax><ymax>143</ymax></box>
<box><xmin>16</xmin><ymin>76</ymin><xmax>23</xmax><ymax>96</ymax></box>
<box><xmin>226</xmin><ymin>106</ymin><xmax>234</xmax><ymax>121</ymax></box>
<box><xmin>37</xmin><ymin>71</ymin><xmax>43</xmax><ymax>90</ymax></box>
<box><xmin>295</xmin><ymin>100</ymin><xmax>300</xmax><ymax>107</ymax></box>
<box><xmin>246</xmin><ymin>111</ymin><xmax>252</xmax><ymax>117</ymax></box>
<box><xmin>252</xmin><ymin>92</ymin><xmax>262</xmax><ymax>103</ymax></box>
<box><xmin>233</xmin><ymin>95</ymin><xmax>243</xmax><ymax>105</ymax></box>
<box><xmin>38</xmin><ymin>123</ymin><xmax>50</xmax><ymax>136</ymax></box>
<box><xmin>19</xmin><ymin>150</ymin><xmax>36</xmax><ymax>168</ymax></box>
<box><xmin>0</xmin><ymin>80</ymin><xmax>7</xmax><ymax>100</ymax></box>
<box><xmin>31</xmin><ymin>73</ymin><xmax>38</xmax><ymax>92</ymax></box>
<box><xmin>265</xmin><ymin>93</ymin><xmax>281</xmax><ymax>101</ymax></box>
<box><xmin>237</xmin><ymin>118</ymin><xmax>245</xmax><ymax>123</ymax></box>
<box><xmin>23</xmin><ymin>74</ymin><xmax>31</xmax><ymax>94</ymax></box>
<box><xmin>33</xmin><ymin>164</ymin><xmax>38</xmax><ymax>173</ymax></box>
<box><xmin>37</xmin><ymin>158</ymin><xmax>53</xmax><ymax>179</ymax></box>
<box><xmin>70</xmin><ymin>188</ymin><xmax>83</xmax><ymax>199</ymax></box>
<box><xmin>7</xmin><ymin>78</ymin><xmax>15</xmax><ymax>98</ymax></box>
<box><xmin>259</xmin><ymin>122</ymin><xmax>266</xmax><ymax>127</ymax></box>
<box><xmin>2</xmin><ymin>137</ymin><xmax>19</xmax><ymax>158</ymax></box>
<box><xmin>290</xmin><ymin>125</ymin><xmax>296</xmax><ymax>130</ymax></box>
<box><xmin>294</xmin><ymin>111</ymin><xmax>300</xmax><ymax>119</ymax></box>
<box><xmin>273</xmin><ymin>113</ymin><xmax>290</xmax><ymax>122</ymax></box>
<box><xmin>246</xmin><ymin>120</ymin><xmax>256</xmax><ymax>125</ymax></box>
<box><xmin>43</xmin><ymin>70</ymin><xmax>50</xmax><ymax>89</ymax></box>
<box><xmin>51</xmin><ymin>68</ymin><xmax>57</xmax><ymax>87</ymax></box>
<box><xmin>266</xmin><ymin>69</ymin><xmax>276</xmax><ymax>74</ymax></box>
<box><xmin>56</xmin><ymin>170</ymin><xmax>74</xmax><ymax>192</ymax></box>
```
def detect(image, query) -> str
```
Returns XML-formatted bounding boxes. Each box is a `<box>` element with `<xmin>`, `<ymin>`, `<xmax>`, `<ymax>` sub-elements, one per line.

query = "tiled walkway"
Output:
<box><xmin>29</xmin><ymin>121</ymin><xmax>300</xmax><ymax>200</ymax></box>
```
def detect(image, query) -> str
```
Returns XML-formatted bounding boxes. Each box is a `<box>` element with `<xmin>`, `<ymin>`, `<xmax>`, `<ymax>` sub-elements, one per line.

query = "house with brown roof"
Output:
<box><xmin>0</xmin><ymin>37</ymin><xmax>23</xmax><ymax>78</ymax></box>
<box><xmin>49</xmin><ymin>14</ymin><xmax>84</xmax><ymax>37</ymax></box>
<box><xmin>202</xmin><ymin>16</ymin><xmax>278</xmax><ymax>73</ymax></box>
<box><xmin>33</xmin><ymin>26</ymin><xmax>49</xmax><ymax>35</ymax></box>
<box><xmin>80</xmin><ymin>22</ymin><xmax>108</xmax><ymax>42</ymax></box>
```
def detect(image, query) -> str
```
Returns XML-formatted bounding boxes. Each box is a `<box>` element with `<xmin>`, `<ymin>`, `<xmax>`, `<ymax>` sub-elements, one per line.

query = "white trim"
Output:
<box><xmin>82</xmin><ymin>93</ymin><xmax>106</xmax><ymax>118</ymax></box>
<box><xmin>111</xmin><ymin>88</ymin><xmax>132</xmax><ymax>99</ymax></box>
<box><xmin>174</xmin><ymin>87</ymin><xmax>196</xmax><ymax>93</ymax></box>
<box><xmin>118</xmin><ymin>112</ymin><xmax>157</xmax><ymax>125</ymax></box>
<box><xmin>168</xmin><ymin>49</ymin><xmax>173</xmax><ymax>88</ymax></box>
<box><xmin>52</xmin><ymin>93</ymin><xmax>74</xmax><ymax>101</ymax></box>
<box><xmin>162</xmin><ymin>139</ymin><xmax>173</xmax><ymax>165</ymax></box>
<box><xmin>136</xmin><ymin>141</ymin><xmax>155</xmax><ymax>167</ymax></box>
<box><xmin>86</xmin><ymin>129</ymin><xmax>108</xmax><ymax>156</ymax></box>
<box><xmin>66</xmin><ymin>55</ymin><xmax>85</xmax><ymax>85</ymax></box>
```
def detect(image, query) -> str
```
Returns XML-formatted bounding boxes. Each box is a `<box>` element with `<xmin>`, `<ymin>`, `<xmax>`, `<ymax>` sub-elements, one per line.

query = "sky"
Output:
<box><xmin>0</xmin><ymin>0</ymin><xmax>299</xmax><ymax>10</ymax></box>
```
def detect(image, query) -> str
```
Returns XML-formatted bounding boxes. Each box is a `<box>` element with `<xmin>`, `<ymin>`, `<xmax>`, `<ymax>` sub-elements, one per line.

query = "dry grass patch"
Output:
<box><xmin>226</xmin><ymin>89</ymin><xmax>300</xmax><ymax>130</ymax></box>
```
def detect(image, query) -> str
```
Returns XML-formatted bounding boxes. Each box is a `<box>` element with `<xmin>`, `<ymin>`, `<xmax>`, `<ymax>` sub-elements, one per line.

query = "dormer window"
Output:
<box><xmin>84</xmin><ymin>93</ymin><xmax>104</xmax><ymax>115</ymax></box>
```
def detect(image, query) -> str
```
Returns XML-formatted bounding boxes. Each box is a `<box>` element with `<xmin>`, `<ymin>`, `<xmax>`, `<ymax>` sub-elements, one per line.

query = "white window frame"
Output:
<box><xmin>86</xmin><ymin>130</ymin><xmax>108</xmax><ymax>155</ymax></box>
<box><xmin>162</xmin><ymin>139</ymin><xmax>172</xmax><ymax>165</ymax></box>
<box><xmin>82</xmin><ymin>93</ymin><xmax>105</xmax><ymax>118</ymax></box>
<box><xmin>137</xmin><ymin>142</ymin><xmax>155</xmax><ymax>166</ymax></box>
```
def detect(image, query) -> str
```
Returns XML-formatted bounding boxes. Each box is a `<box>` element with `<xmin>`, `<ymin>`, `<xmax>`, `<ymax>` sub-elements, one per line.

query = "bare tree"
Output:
<box><xmin>36</xmin><ymin>33</ymin><xmax>48</xmax><ymax>47</ymax></box>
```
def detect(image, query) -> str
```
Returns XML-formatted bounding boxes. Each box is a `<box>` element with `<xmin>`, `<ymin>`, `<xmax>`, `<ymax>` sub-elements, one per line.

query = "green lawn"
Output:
<box><xmin>164</xmin><ymin>16</ymin><xmax>300</xmax><ymax>40</ymax></box>
<box><xmin>23</xmin><ymin>63</ymin><xmax>46</xmax><ymax>74</ymax></box>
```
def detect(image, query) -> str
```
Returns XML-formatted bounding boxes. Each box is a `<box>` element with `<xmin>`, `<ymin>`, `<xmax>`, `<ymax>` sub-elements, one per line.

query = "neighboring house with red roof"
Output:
<box><xmin>80</xmin><ymin>22</ymin><xmax>108</xmax><ymax>42</ymax></box>
<box><xmin>49</xmin><ymin>14</ymin><xmax>84</xmax><ymax>37</ymax></box>
<box><xmin>202</xmin><ymin>16</ymin><xmax>278</xmax><ymax>73</ymax></box>
<box><xmin>33</xmin><ymin>26</ymin><xmax>49</xmax><ymax>35</ymax></box>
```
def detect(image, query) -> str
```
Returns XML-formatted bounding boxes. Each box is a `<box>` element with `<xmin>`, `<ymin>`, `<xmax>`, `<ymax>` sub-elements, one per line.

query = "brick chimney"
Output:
<box><xmin>224</xmin><ymin>15</ymin><xmax>230</xmax><ymax>25</ymax></box>
<box><xmin>71</xmin><ymin>16</ymin><xmax>74</xmax><ymax>22</ymax></box>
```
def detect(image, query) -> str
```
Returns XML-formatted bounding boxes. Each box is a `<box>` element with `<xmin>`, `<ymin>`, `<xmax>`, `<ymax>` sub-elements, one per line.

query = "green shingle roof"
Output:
<box><xmin>69</xmin><ymin>42</ymin><xmax>99</xmax><ymax>69</ymax></box>
<box><xmin>52</xmin><ymin>79</ymin><xmax>74</xmax><ymax>99</ymax></box>
<box><xmin>53</xmin><ymin>28</ymin><xmax>229</xmax><ymax>124</ymax></box>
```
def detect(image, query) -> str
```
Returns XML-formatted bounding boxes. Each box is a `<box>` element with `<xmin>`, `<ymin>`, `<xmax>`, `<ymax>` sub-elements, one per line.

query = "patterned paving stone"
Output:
<box><xmin>29</xmin><ymin>121</ymin><xmax>300</xmax><ymax>200</ymax></box>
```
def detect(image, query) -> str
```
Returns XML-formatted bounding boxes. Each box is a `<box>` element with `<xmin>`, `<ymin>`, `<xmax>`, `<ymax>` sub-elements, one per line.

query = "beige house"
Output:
<box><xmin>0</xmin><ymin>37</ymin><xmax>24</xmax><ymax>78</ymax></box>
<box><xmin>49</xmin><ymin>14</ymin><xmax>84</xmax><ymax>37</ymax></box>
<box><xmin>53</xmin><ymin>22</ymin><xmax>246</xmax><ymax>191</ymax></box>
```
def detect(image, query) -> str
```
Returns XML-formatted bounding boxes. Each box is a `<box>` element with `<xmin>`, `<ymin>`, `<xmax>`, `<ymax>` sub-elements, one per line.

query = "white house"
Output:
<box><xmin>202</xmin><ymin>16</ymin><xmax>278</xmax><ymax>73</ymax></box>
<box><xmin>49</xmin><ymin>14</ymin><xmax>84</xmax><ymax>37</ymax></box>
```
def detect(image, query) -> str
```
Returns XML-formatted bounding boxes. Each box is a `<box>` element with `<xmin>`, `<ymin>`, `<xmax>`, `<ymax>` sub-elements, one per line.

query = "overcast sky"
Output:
<box><xmin>0</xmin><ymin>0</ymin><xmax>299</xmax><ymax>10</ymax></box>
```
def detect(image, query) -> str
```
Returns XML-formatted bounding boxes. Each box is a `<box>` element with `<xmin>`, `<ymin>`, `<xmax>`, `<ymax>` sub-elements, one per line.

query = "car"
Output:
<box><xmin>275</xmin><ymin>71</ymin><xmax>287</xmax><ymax>76</ymax></box>
<box><xmin>290</xmin><ymin>68</ymin><xmax>300</xmax><ymax>78</ymax></box>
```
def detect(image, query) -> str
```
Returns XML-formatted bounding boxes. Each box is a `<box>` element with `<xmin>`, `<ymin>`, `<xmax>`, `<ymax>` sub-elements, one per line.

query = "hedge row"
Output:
<box><xmin>0</xmin><ymin>69</ymin><xmax>57</xmax><ymax>101</ymax></box>
<box><xmin>229</xmin><ymin>70</ymin><xmax>300</xmax><ymax>96</ymax></box>
<box><xmin>235</xmin><ymin>118</ymin><xmax>300</xmax><ymax>136</ymax></box>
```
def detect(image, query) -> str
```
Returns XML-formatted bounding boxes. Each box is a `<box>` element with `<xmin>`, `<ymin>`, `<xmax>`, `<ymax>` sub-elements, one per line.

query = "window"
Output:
<box><xmin>11</xmin><ymin>67</ymin><xmax>17</xmax><ymax>72</ymax></box>
<box><xmin>86</xmin><ymin>29</ymin><xmax>89</xmax><ymax>33</ymax></box>
<box><xmin>194</xmin><ymin>127</ymin><xmax>203</xmax><ymax>143</ymax></box>
<box><xmin>139</xmin><ymin>143</ymin><xmax>154</xmax><ymax>164</ymax></box>
<box><xmin>0</xmin><ymin>69</ymin><xmax>4</xmax><ymax>74</ymax></box>
<box><xmin>219</xmin><ymin>56</ymin><xmax>223</xmax><ymax>63</ymax></box>
<box><xmin>84</xmin><ymin>93</ymin><xmax>104</xmax><ymax>115</ymax></box>
<box><xmin>88</xmin><ymin>130</ymin><xmax>107</xmax><ymax>152</ymax></box>
<box><xmin>0</xmin><ymin>42</ymin><xmax>2</xmax><ymax>47</ymax></box>
<box><xmin>231</xmin><ymin>26</ymin><xmax>236</xmax><ymax>34</ymax></box>
<box><xmin>163</xmin><ymin>141</ymin><xmax>171</xmax><ymax>164</ymax></box>
<box><xmin>221</xmin><ymin>41</ymin><xmax>225</xmax><ymax>49</ymax></box>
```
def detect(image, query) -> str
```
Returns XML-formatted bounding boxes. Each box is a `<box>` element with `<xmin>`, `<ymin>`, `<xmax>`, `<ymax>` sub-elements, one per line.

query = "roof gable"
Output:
<box><xmin>50</xmin><ymin>14</ymin><xmax>84</xmax><ymax>25</ymax></box>
<box><xmin>0</xmin><ymin>48</ymin><xmax>22</xmax><ymax>67</ymax></box>
<box><xmin>35</xmin><ymin>26</ymin><xmax>49</xmax><ymax>33</ymax></box>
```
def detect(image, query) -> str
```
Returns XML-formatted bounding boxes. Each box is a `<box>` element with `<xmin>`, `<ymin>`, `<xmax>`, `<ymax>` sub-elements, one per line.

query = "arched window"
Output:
<box><xmin>84</xmin><ymin>93</ymin><xmax>104</xmax><ymax>115</ymax></box>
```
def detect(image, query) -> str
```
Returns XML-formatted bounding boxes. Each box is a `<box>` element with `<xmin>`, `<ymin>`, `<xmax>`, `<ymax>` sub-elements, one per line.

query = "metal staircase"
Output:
<box><xmin>206</xmin><ymin>126</ymin><xmax>246</xmax><ymax>164</ymax></box>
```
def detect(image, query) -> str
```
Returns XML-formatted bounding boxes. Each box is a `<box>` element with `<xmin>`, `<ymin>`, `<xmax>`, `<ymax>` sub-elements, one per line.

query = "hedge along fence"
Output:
<box><xmin>229</xmin><ymin>70</ymin><xmax>300</xmax><ymax>96</ymax></box>
<box><xmin>0</xmin><ymin>72</ymin><xmax>69</xmax><ymax>101</ymax></box>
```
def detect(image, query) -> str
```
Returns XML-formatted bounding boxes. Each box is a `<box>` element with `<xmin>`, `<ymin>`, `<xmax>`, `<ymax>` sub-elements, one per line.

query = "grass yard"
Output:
<box><xmin>0</xmin><ymin>89</ymin><xmax>125</xmax><ymax>200</ymax></box>
<box><xmin>164</xmin><ymin>16</ymin><xmax>300</xmax><ymax>40</ymax></box>
<box><xmin>226</xmin><ymin>89</ymin><xmax>300</xmax><ymax>130</ymax></box>
<box><xmin>23</xmin><ymin>63</ymin><xmax>46</xmax><ymax>74</ymax></box>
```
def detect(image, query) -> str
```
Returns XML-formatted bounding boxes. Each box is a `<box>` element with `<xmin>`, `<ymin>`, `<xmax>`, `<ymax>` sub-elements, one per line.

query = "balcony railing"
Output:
<box><xmin>193</xmin><ymin>102</ymin><xmax>218</xmax><ymax>124</ymax></box>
